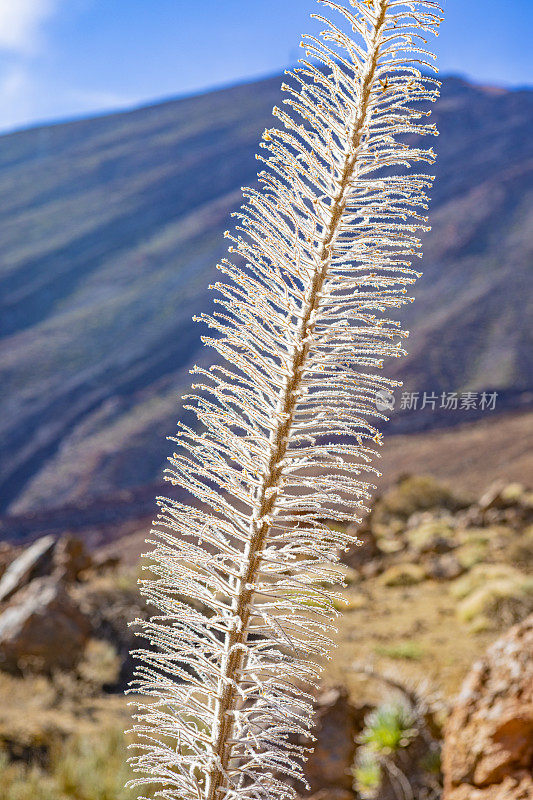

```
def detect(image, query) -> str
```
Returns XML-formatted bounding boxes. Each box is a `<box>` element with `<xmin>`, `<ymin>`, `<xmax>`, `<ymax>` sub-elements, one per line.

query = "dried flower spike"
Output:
<box><xmin>128</xmin><ymin>2</ymin><xmax>443</xmax><ymax>799</ymax></box>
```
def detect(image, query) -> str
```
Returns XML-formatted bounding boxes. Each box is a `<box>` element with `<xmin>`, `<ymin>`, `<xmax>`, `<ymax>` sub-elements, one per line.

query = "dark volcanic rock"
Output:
<box><xmin>426</xmin><ymin>553</ymin><xmax>464</xmax><ymax>581</ymax></box>
<box><xmin>0</xmin><ymin>577</ymin><xmax>92</xmax><ymax>673</ymax></box>
<box><xmin>305</xmin><ymin>687</ymin><xmax>368</xmax><ymax>794</ymax></box>
<box><xmin>52</xmin><ymin>534</ymin><xmax>92</xmax><ymax>581</ymax></box>
<box><xmin>0</xmin><ymin>542</ymin><xmax>18</xmax><ymax>580</ymax></box>
<box><xmin>342</xmin><ymin>520</ymin><xmax>381</xmax><ymax>569</ymax></box>
<box><xmin>0</xmin><ymin>535</ymin><xmax>55</xmax><ymax>602</ymax></box>
<box><xmin>0</xmin><ymin>534</ymin><xmax>92</xmax><ymax>606</ymax></box>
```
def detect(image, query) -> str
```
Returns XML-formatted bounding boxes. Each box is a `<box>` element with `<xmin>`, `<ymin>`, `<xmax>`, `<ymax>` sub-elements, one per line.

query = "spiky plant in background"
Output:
<box><xmin>350</xmin><ymin>666</ymin><xmax>445</xmax><ymax>800</ymax></box>
<box><xmin>128</xmin><ymin>2</ymin><xmax>442</xmax><ymax>799</ymax></box>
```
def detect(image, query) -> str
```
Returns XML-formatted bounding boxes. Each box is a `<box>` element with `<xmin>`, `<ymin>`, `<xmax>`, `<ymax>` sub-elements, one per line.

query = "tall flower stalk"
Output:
<box><xmin>128</xmin><ymin>3</ymin><xmax>442</xmax><ymax>800</ymax></box>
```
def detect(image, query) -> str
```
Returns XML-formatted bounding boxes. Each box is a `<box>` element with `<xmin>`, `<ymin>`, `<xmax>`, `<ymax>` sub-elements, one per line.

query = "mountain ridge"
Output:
<box><xmin>0</xmin><ymin>73</ymin><xmax>531</xmax><ymax>515</ymax></box>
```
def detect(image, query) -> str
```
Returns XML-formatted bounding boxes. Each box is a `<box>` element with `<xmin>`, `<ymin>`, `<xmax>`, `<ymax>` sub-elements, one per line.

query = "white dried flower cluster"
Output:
<box><xmin>128</xmin><ymin>2</ymin><xmax>442</xmax><ymax>800</ymax></box>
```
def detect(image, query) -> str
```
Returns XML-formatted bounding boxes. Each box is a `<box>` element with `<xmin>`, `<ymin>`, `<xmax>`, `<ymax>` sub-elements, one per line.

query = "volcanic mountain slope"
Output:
<box><xmin>0</xmin><ymin>76</ymin><xmax>531</xmax><ymax>514</ymax></box>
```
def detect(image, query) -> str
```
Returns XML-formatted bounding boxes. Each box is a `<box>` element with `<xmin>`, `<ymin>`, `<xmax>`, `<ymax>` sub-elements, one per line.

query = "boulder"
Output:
<box><xmin>0</xmin><ymin>542</ymin><xmax>18</xmax><ymax>580</ymax></box>
<box><xmin>305</xmin><ymin>687</ymin><xmax>368</xmax><ymax>794</ymax></box>
<box><xmin>0</xmin><ymin>534</ymin><xmax>93</xmax><ymax>605</ymax></box>
<box><xmin>0</xmin><ymin>577</ymin><xmax>92</xmax><ymax>673</ymax></box>
<box><xmin>92</xmin><ymin>552</ymin><xmax>120</xmax><ymax>573</ymax></box>
<box><xmin>425</xmin><ymin>553</ymin><xmax>464</xmax><ymax>581</ymax></box>
<box><xmin>0</xmin><ymin>535</ymin><xmax>56</xmax><ymax>603</ymax></box>
<box><xmin>443</xmin><ymin>614</ymin><xmax>533</xmax><ymax>799</ymax></box>
<box><xmin>342</xmin><ymin>522</ymin><xmax>381</xmax><ymax>569</ymax></box>
<box><xmin>443</xmin><ymin>774</ymin><xmax>533</xmax><ymax>799</ymax></box>
<box><xmin>52</xmin><ymin>535</ymin><xmax>92</xmax><ymax>581</ymax></box>
<box><xmin>478</xmin><ymin>482</ymin><xmax>525</xmax><ymax>512</ymax></box>
<box><xmin>475</xmin><ymin>482</ymin><xmax>533</xmax><ymax>529</ymax></box>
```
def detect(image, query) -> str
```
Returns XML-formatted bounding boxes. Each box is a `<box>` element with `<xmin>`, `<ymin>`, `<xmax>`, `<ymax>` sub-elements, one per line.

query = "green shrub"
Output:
<box><xmin>78</xmin><ymin>640</ymin><xmax>122</xmax><ymax>690</ymax></box>
<box><xmin>353</xmin><ymin>701</ymin><xmax>419</xmax><ymax>799</ymax></box>
<box><xmin>457</xmin><ymin>576</ymin><xmax>533</xmax><ymax>630</ymax></box>
<box><xmin>455</xmin><ymin>540</ymin><xmax>490</xmax><ymax>570</ymax></box>
<box><xmin>53</xmin><ymin>727</ymin><xmax>139</xmax><ymax>800</ymax></box>
<box><xmin>359</xmin><ymin>702</ymin><xmax>417</xmax><ymax>755</ymax></box>
<box><xmin>374</xmin><ymin>641</ymin><xmax>425</xmax><ymax>661</ymax></box>
<box><xmin>0</xmin><ymin>727</ymin><xmax>158</xmax><ymax>800</ymax></box>
<box><xmin>419</xmin><ymin>747</ymin><xmax>442</xmax><ymax>776</ymax></box>
<box><xmin>377</xmin><ymin>475</ymin><xmax>465</xmax><ymax>520</ymax></box>
<box><xmin>509</xmin><ymin>525</ymin><xmax>533</xmax><ymax>568</ymax></box>
<box><xmin>0</xmin><ymin>753</ymin><xmax>59</xmax><ymax>800</ymax></box>
<box><xmin>450</xmin><ymin>563</ymin><xmax>521</xmax><ymax>600</ymax></box>
<box><xmin>405</xmin><ymin>519</ymin><xmax>455</xmax><ymax>553</ymax></box>
<box><xmin>352</xmin><ymin>750</ymin><xmax>381</xmax><ymax>799</ymax></box>
<box><xmin>379</xmin><ymin>563</ymin><xmax>426</xmax><ymax>587</ymax></box>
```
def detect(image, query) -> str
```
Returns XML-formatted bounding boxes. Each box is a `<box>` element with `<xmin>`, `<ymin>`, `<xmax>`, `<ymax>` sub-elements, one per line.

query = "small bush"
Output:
<box><xmin>0</xmin><ymin>727</ymin><xmax>158</xmax><ymax>800</ymax></box>
<box><xmin>508</xmin><ymin>525</ymin><xmax>533</xmax><ymax>568</ymax></box>
<box><xmin>353</xmin><ymin>701</ymin><xmax>421</xmax><ymax>799</ymax></box>
<box><xmin>52</xmin><ymin>727</ymin><xmax>141</xmax><ymax>800</ymax></box>
<box><xmin>455</xmin><ymin>540</ymin><xmax>490</xmax><ymax>570</ymax></box>
<box><xmin>450</xmin><ymin>563</ymin><xmax>521</xmax><ymax>600</ymax></box>
<box><xmin>374</xmin><ymin>641</ymin><xmax>425</xmax><ymax>661</ymax></box>
<box><xmin>78</xmin><ymin>640</ymin><xmax>121</xmax><ymax>690</ymax></box>
<box><xmin>377</xmin><ymin>475</ymin><xmax>465</xmax><ymax>520</ymax></box>
<box><xmin>405</xmin><ymin>519</ymin><xmax>455</xmax><ymax>554</ymax></box>
<box><xmin>352</xmin><ymin>749</ymin><xmax>381</xmax><ymax>799</ymax></box>
<box><xmin>379</xmin><ymin>563</ymin><xmax>426</xmax><ymax>587</ymax></box>
<box><xmin>359</xmin><ymin>702</ymin><xmax>417</xmax><ymax>754</ymax></box>
<box><xmin>499</xmin><ymin>483</ymin><xmax>527</xmax><ymax>505</ymax></box>
<box><xmin>457</xmin><ymin>576</ymin><xmax>533</xmax><ymax>629</ymax></box>
<box><xmin>419</xmin><ymin>747</ymin><xmax>442</xmax><ymax>776</ymax></box>
<box><xmin>0</xmin><ymin>752</ymin><xmax>58</xmax><ymax>800</ymax></box>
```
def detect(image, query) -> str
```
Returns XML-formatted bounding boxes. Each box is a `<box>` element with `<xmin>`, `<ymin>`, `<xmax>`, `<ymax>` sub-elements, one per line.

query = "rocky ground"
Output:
<box><xmin>0</xmin><ymin>475</ymin><xmax>531</xmax><ymax>799</ymax></box>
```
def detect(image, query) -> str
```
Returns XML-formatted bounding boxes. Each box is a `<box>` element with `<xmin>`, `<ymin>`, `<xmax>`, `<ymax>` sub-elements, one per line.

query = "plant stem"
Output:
<box><xmin>205</xmin><ymin>4</ymin><xmax>388</xmax><ymax>798</ymax></box>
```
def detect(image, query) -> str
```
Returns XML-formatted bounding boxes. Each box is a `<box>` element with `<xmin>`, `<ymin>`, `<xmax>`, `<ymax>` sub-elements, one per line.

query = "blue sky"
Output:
<box><xmin>0</xmin><ymin>0</ymin><xmax>531</xmax><ymax>133</ymax></box>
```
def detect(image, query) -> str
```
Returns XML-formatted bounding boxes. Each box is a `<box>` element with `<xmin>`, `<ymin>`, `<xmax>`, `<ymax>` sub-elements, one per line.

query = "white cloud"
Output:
<box><xmin>0</xmin><ymin>0</ymin><xmax>59</xmax><ymax>53</ymax></box>
<box><xmin>0</xmin><ymin>1</ymin><xmax>137</xmax><ymax>133</ymax></box>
